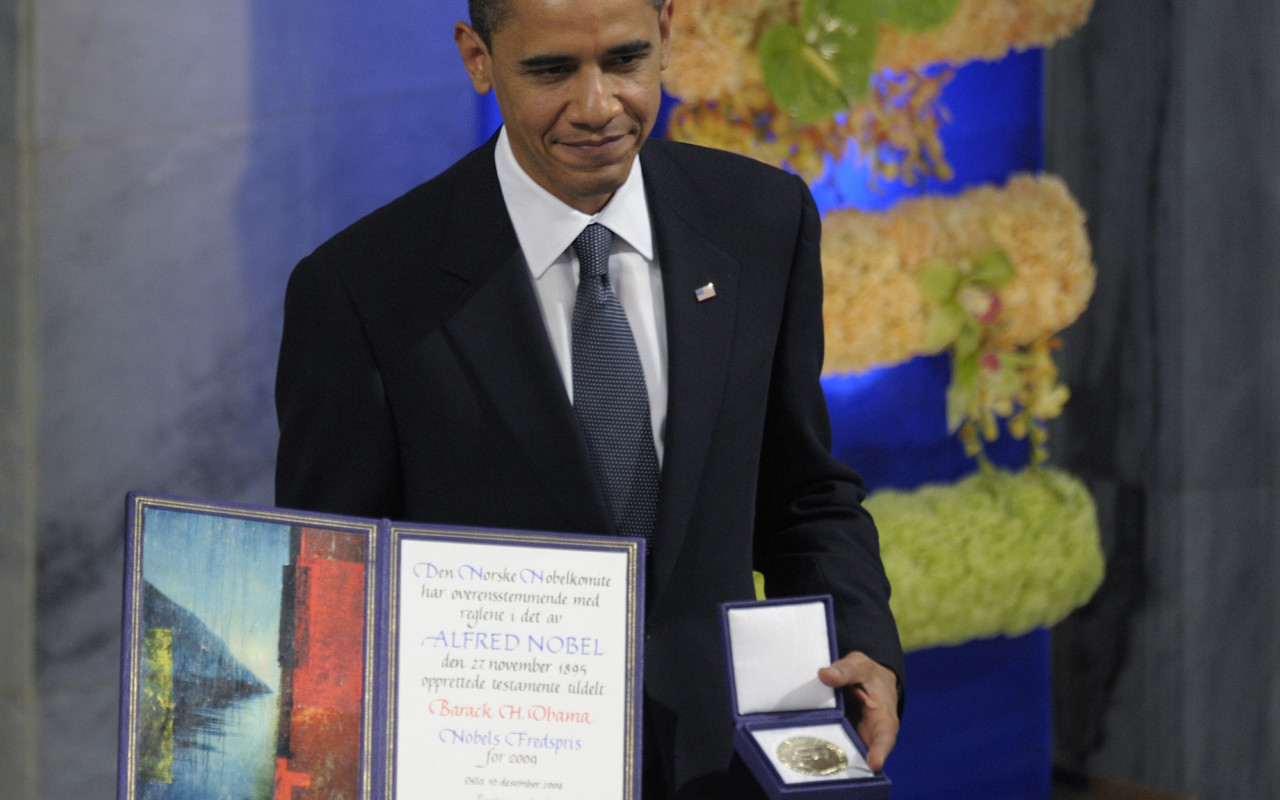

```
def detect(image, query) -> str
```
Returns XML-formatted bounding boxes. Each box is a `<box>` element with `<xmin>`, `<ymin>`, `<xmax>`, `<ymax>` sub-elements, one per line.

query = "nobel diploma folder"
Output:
<box><xmin>117</xmin><ymin>493</ymin><xmax>645</xmax><ymax>800</ymax></box>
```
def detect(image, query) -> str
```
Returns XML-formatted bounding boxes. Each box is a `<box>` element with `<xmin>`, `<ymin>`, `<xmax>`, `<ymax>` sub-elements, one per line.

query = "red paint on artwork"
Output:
<box><xmin>274</xmin><ymin>756</ymin><xmax>312</xmax><ymax>796</ymax></box>
<box><xmin>294</xmin><ymin>556</ymin><xmax>366</xmax><ymax>714</ymax></box>
<box><xmin>274</xmin><ymin>527</ymin><xmax>368</xmax><ymax>800</ymax></box>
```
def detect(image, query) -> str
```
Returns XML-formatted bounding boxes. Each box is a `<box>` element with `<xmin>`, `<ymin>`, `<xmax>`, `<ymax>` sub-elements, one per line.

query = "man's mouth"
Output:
<box><xmin>557</xmin><ymin>133</ymin><xmax>633</xmax><ymax>158</ymax></box>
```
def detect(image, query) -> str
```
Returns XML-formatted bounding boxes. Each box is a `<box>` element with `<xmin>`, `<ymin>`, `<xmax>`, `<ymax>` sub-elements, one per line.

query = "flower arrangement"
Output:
<box><xmin>866</xmin><ymin>468</ymin><xmax>1105</xmax><ymax>651</ymax></box>
<box><xmin>873</xmin><ymin>0</ymin><xmax>1095</xmax><ymax>72</ymax></box>
<box><xmin>820</xmin><ymin>173</ymin><xmax>1094</xmax><ymax>371</ymax></box>
<box><xmin>665</xmin><ymin>0</ymin><xmax>1094</xmax><ymax>103</ymax></box>
<box><xmin>821</xmin><ymin>174</ymin><xmax>1093</xmax><ymax>464</ymax></box>
<box><xmin>665</xmin><ymin>0</ymin><xmax>1094</xmax><ymax>182</ymax></box>
<box><xmin>679</xmin><ymin>2</ymin><xmax>1106</xmax><ymax>643</ymax></box>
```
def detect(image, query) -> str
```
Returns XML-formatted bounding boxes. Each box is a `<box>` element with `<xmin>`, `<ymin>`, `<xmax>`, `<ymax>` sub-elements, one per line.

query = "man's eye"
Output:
<box><xmin>533</xmin><ymin>63</ymin><xmax>574</xmax><ymax>77</ymax></box>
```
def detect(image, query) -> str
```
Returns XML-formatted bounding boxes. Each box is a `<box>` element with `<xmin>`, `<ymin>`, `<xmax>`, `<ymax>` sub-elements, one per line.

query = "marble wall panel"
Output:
<box><xmin>0</xmin><ymin>0</ymin><xmax>14</xmax><ymax>141</ymax></box>
<box><xmin>35</xmin><ymin>0</ymin><xmax>469</xmax><ymax>147</ymax></box>
<box><xmin>32</xmin><ymin>1</ymin><xmax>474</xmax><ymax>796</ymax></box>
<box><xmin>1</xmin><ymin>0</ymin><xmax>39</xmax><ymax>795</ymax></box>
<box><xmin>33</xmin><ymin>119</ymin><xmax>269</xmax><ymax>800</ymax></box>
<box><xmin>34</xmin><ymin>0</ymin><xmax>251</xmax><ymax>145</ymax></box>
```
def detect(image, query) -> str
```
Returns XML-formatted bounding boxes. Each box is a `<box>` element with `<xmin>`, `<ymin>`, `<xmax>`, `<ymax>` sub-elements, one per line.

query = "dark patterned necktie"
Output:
<box><xmin>571</xmin><ymin>223</ymin><xmax>660</xmax><ymax>541</ymax></box>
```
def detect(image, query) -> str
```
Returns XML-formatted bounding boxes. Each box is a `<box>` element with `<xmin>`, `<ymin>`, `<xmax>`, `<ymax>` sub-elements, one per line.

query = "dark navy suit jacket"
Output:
<box><xmin>275</xmin><ymin>134</ymin><xmax>903</xmax><ymax>798</ymax></box>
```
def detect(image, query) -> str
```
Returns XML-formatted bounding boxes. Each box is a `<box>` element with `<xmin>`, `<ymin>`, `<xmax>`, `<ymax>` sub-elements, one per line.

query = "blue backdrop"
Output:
<box><xmin>811</xmin><ymin>50</ymin><xmax>1055</xmax><ymax>800</ymax></box>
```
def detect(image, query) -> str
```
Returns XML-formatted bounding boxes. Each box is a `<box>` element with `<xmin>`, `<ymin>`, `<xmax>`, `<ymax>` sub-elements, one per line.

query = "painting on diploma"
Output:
<box><xmin>119</xmin><ymin>496</ymin><xmax>377</xmax><ymax>800</ymax></box>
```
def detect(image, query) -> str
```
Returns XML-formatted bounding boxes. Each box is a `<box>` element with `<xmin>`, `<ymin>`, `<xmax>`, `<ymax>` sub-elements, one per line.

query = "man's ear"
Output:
<box><xmin>454</xmin><ymin>22</ymin><xmax>493</xmax><ymax>94</ymax></box>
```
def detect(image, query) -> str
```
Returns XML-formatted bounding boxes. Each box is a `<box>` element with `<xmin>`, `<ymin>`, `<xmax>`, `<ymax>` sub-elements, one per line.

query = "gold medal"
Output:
<box><xmin>776</xmin><ymin>736</ymin><xmax>849</xmax><ymax>776</ymax></box>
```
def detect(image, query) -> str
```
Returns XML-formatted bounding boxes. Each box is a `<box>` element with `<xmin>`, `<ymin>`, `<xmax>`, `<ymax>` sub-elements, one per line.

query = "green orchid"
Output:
<box><xmin>759</xmin><ymin>0</ymin><xmax>960</xmax><ymax>123</ymax></box>
<box><xmin>759</xmin><ymin>0</ymin><xmax>880</xmax><ymax>122</ymax></box>
<box><xmin>878</xmin><ymin>0</ymin><xmax>961</xmax><ymax>32</ymax></box>
<box><xmin>915</xmin><ymin>250</ymin><xmax>1015</xmax><ymax>434</ymax></box>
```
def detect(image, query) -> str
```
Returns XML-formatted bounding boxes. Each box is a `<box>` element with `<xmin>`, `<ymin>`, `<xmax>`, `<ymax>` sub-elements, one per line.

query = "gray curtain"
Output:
<box><xmin>1046</xmin><ymin>0</ymin><xmax>1280</xmax><ymax>796</ymax></box>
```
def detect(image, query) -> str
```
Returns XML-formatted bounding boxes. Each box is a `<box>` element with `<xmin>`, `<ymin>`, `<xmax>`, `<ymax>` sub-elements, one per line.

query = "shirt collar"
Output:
<box><xmin>494</xmin><ymin>126</ymin><xmax>654</xmax><ymax>279</ymax></box>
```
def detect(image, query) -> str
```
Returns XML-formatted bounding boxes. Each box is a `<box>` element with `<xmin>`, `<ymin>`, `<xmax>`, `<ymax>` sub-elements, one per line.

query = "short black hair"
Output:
<box><xmin>469</xmin><ymin>0</ymin><xmax>665</xmax><ymax>50</ymax></box>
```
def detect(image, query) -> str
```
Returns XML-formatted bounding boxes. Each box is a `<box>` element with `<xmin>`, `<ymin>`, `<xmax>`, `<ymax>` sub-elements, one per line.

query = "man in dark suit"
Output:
<box><xmin>275</xmin><ymin>0</ymin><xmax>902</xmax><ymax>796</ymax></box>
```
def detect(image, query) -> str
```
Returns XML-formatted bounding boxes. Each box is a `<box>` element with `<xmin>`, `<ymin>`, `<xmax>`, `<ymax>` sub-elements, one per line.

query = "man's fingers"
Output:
<box><xmin>817</xmin><ymin>652</ymin><xmax>900</xmax><ymax>772</ymax></box>
<box><xmin>818</xmin><ymin>651</ymin><xmax>894</xmax><ymax>694</ymax></box>
<box><xmin>817</xmin><ymin>663</ymin><xmax>846</xmax><ymax>687</ymax></box>
<box><xmin>818</xmin><ymin>651</ymin><xmax>875</xmax><ymax>687</ymax></box>
<box><xmin>858</xmin><ymin>703</ymin><xmax>898</xmax><ymax>772</ymax></box>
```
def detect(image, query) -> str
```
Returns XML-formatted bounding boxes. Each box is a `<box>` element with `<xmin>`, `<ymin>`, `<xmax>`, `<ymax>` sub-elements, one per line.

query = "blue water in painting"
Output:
<box><xmin>139</xmin><ymin>510</ymin><xmax>291</xmax><ymax>799</ymax></box>
<box><xmin>142</xmin><ymin>510</ymin><xmax>291</xmax><ymax>694</ymax></box>
<box><xmin>142</xmin><ymin>690</ymin><xmax>279</xmax><ymax>800</ymax></box>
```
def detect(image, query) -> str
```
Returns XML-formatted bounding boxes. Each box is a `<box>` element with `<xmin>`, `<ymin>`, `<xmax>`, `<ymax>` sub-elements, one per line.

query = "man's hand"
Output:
<box><xmin>817</xmin><ymin>652</ymin><xmax>900</xmax><ymax>772</ymax></box>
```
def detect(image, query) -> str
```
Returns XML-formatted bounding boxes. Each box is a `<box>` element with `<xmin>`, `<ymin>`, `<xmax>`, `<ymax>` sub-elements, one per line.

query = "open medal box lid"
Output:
<box><xmin>721</xmin><ymin>596</ymin><xmax>891</xmax><ymax>799</ymax></box>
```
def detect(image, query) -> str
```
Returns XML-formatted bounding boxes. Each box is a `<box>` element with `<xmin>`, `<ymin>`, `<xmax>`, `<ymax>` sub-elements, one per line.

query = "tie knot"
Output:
<box><xmin>574</xmin><ymin>223</ymin><xmax>612</xmax><ymax>280</ymax></box>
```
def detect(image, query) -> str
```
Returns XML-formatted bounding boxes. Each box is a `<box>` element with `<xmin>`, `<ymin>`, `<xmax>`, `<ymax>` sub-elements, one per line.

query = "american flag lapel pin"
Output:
<box><xmin>695</xmin><ymin>282</ymin><xmax>717</xmax><ymax>302</ymax></box>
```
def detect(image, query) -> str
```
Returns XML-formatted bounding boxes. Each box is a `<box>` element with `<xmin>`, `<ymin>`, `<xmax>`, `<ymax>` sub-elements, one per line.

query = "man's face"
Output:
<box><xmin>457</xmin><ymin>0</ymin><xmax>671</xmax><ymax>213</ymax></box>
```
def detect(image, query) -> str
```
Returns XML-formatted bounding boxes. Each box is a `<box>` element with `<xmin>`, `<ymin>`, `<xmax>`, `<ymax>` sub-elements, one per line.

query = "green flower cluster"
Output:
<box><xmin>866</xmin><ymin>467</ymin><xmax>1104</xmax><ymax>652</ymax></box>
<box><xmin>760</xmin><ymin>0</ymin><xmax>960</xmax><ymax>121</ymax></box>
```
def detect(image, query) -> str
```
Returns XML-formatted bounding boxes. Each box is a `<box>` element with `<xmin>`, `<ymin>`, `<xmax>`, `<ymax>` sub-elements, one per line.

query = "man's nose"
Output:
<box><xmin>569</xmin><ymin>71</ymin><xmax>622</xmax><ymax>127</ymax></box>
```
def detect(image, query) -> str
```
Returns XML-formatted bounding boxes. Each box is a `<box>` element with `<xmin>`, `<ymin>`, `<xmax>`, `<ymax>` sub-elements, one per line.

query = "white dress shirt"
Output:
<box><xmin>494</xmin><ymin>127</ymin><xmax>668</xmax><ymax>465</ymax></box>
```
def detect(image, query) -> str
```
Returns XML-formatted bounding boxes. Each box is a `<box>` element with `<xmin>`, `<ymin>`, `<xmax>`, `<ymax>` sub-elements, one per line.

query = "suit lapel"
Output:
<box><xmin>435</xmin><ymin>141</ymin><xmax>609</xmax><ymax>534</ymax></box>
<box><xmin>643</xmin><ymin>146</ymin><xmax>742</xmax><ymax>600</ymax></box>
<box><xmin>424</xmin><ymin>138</ymin><xmax>744</xmax><ymax>591</ymax></box>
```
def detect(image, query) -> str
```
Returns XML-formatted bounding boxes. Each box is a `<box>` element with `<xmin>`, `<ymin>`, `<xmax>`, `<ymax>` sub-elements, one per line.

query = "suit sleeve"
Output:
<box><xmin>752</xmin><ymin>175</ymin><xmax>905</xmax><ymax>690</ymax></box>
<box><xmin>275</xmin><ymin>253</ymin><xmax>405</xmax><ymax>519</ymax></box>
